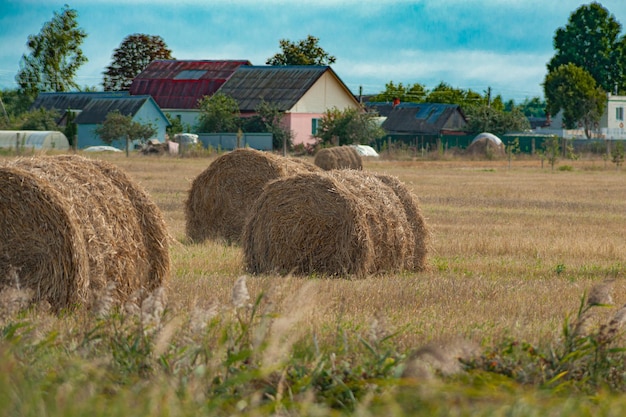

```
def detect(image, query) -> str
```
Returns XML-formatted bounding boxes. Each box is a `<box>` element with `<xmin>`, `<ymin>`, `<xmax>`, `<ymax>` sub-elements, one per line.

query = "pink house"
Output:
<box><xmin>217</xmin><ymin>65</ymin><xmax>361</xmax><ymax>146</ymax></box>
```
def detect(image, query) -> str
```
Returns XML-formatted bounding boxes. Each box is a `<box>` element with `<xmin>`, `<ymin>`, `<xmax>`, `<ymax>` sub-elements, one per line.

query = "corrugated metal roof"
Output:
<box><xmin>74</xmin><ymin>96</ymin><xmax>151</xmax><ymax>124</ymax></box>
<box><xmin>129</xmin><ymin>60</ymin><xmax>251</xmax><ymax>109</ymax></box>
<box><xmin>382</xmin><ymin>103</ymin><xmax>466</xmax><ymax>134</ymax></box>
<box><xmin>31</xmin><ymin>92</ymin><xmax>130</xmax><ymax>112</ymax></box>
<box><xmin>217</xmin><ymin>66</ymin><xmax>330</xmax><ymax>112</ymax></box>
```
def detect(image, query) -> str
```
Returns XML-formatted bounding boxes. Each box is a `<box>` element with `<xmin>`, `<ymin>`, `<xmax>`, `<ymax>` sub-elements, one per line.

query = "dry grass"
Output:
<box><xmin>4</xmin><ymin>152</ymin><xmax>625</xmax><ymax>350</ymax></box>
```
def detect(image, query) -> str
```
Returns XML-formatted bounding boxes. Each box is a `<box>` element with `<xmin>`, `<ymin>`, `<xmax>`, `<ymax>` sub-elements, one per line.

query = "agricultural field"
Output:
<box><xmin>1</xmin><ymin>151</ymin><xmax>626</xmax><ymax>416</ymax></box>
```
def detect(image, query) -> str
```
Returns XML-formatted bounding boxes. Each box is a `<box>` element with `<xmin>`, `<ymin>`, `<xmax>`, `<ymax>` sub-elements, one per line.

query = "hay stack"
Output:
<box><xmin>185</xmin><ymin>148</ymin><xmax>321</xmax><ymax>243</ymax></box>
<box><xmin>242</xmin><ymin>170</ymin><xmax>418</xmax><ymax>277</ymax></box>
<box><xmin>1</xmin><ymin>155</ymin><xmax>170</xmax><ymax>311</ymax></box>
<box><xmin>314</xmin><ymin>146</ymin><xmax>363</xmax><ymax>171</ymax></box>
<box><xmin>466</xmin><ymin>138</ymin><xmax>505</xmax><ymax>157</ymax></box>
<box><xmin>373</xmin><ymin>174</ymin><xmax>430</xmax><ymax>271</ymax></box>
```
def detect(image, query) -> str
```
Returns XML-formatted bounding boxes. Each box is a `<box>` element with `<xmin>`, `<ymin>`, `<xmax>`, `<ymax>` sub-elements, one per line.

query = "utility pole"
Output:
<box><xmin>0</xmin><ymin>94</ymin><xmax>9</xmax><ymax>125</ymax></box>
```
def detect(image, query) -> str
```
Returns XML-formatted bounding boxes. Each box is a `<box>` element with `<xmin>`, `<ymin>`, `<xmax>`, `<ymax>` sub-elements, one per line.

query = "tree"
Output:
<box><xmin>19</xmin><ymin>108</ymin><xmax>61</xmax><ymax>131</ymax></box>
<box><xmin>544</xmin><ymin>63</ymin><xmax>606</xmax><ymax>138</ymax></box>
<box><xmin>241</xmin><ymin>101</ymin><xmax>293</xmax><ymax>153</ymax></box>
<box><xmin>370</xmin><ymin>81</ymin><xmax>427</xmax><ymax>103</ymax></box>
<box><xmin>103</xmin><ymin>34</ymin><xmax>174</xmax><ymax>91</ymax></box>
<box><xmin>196</xmin><ymin>93</ymin><xmax>240</xmax><ymax>133</ymax></box>
<box><xmin>425</xmin><ymin>82</ymin><xmax>484</xmax><ymax>108</ymax></box>
<box><xmin>94</xmin><ymin>110</ymin><xmax>156</xmax><ymax>156</ymax></box>
<box><xmin>464</xmin><ymin>105</ymin><xmax>530</xmax><ymax>136</ymax></box>
<box><xmin>314</xmin><ymin>107</ymin><xmax>384</xmax><ymax>147</ymax></box>
<box><xmin>266</xmin><ymin>35</ymin><xmax>336</xmax><ymax>66</ymax></box>
<box><xmin>15</xmin><ymin>5</ymin><xmax>87</xmax><ymax>99</ymax></box>
<box><xmin>548</xmin><ymin>2</ymin><xmax>625</xmax><ymax>93</ymax></box>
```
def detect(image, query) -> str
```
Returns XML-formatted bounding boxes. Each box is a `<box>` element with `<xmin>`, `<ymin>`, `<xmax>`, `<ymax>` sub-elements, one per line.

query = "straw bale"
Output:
<box><xmin>0</xmin><ymin>167</ymin><xmax>90</xmax><ymax>311</ymax></box>
<box><xmin>185</xmin><ymin>148</ymin><xmax>321</xmax><ymax>244</ymax></box>
<box><xmin>466</xmin><ymin>137</ymin><xmax>505</xmax><ymax>157</ymax></box>
<box><xmin>373</xmin><ymin>174</ymin><xmax>430</xmax><ymax>270</ymax></box>
<box><xmin>2</xmin><ymin>155</ymin><xmax>170</xmax><ymax>310</ymax></box>
<box><xmin>242</xmin><ymin>169</ymin><xmax>414</xmax><ymax>277</ymax></box>
<box><xmin>314</xmin><ymin>146</ymin><xmax>363</xmax><ymax>170</ymax></box>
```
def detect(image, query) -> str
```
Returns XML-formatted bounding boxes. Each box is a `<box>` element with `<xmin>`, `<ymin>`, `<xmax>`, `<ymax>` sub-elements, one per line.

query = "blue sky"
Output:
<box><xmin>2</xmin><ymin>0</ymin><xmax>626</xmax><ymax>103</ymax></box>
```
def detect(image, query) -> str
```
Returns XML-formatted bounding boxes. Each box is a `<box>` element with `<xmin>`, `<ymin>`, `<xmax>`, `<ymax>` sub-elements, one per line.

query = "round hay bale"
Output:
<box><xmin>466</xmin><ymin>137</ymin><xmax>505</xmax><ymax>157</ymax></box>
<box><xmin>373</xmin><ymin>174</ymin><xmax>430</xmax><ymax>271</ymax></box>
<box><xmin>0</xmin><ymin>167</ymin><xmax>90</xmax><ymax>311</ymax></box>
<box><xmin>71</xmin><ymin>156</ymin><xmax>170</xmax><ymax>291</ymax></box>
<box><xmin>242</xmin><ymin>169</ymin><xmax>413</xmax><ymax>277</ymax></box>
<box><xmin>314</xmin><ymin>146</ymin><xmax>363</xmax><ymax>171</ymax></box>
<box><xmin>185</xmin><ymin>148</ymin><xmax>321</xmax><ymax>244</ymax></box>
<box><xmin>4</xmin><ymin>155</ymin><xmax>169</xmax><ymax>309</ymax></box>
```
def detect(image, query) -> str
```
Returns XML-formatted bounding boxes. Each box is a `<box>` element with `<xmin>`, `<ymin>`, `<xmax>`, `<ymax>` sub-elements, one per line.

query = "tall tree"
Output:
<box><xmin>196</xmin><ymin>93</ymin><xmax>240</xmax><ymax>133</ymax></box>
<box><xmin>15</xmin><ymin>5</ymin><xmax>87</xmax><ymax>99</ymax></box>
<box><xmin>425</xmin><ymin>82</ymin><xmax>484</xmax><ymax>108</ymax></box>
<box><xmin>266</xmin><ymin>35</ymin><xmax>336</xmax><ymax>66</ymax></box>
<box><xmin>548</xmin><ymin>2</ymin><xmax>625</xmax><ymax>93</ymax></box>
<box><xmin>544</xmin><ymin>63</ymin><xmax>606</xmax><ymax>138</ymax></box>
<box><xmin>103</xmin><ymin>34</ymin><xmax>174</xmax><ymax>91</ymax></box>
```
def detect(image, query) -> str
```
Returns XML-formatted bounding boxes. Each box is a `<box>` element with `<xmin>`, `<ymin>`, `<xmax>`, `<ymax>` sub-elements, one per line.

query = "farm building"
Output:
<box><xmin>218</xmin><ymin>65</ymin><xmax>361</xmax><ymax>147</ymax></box>
<box><xmin>0</xmin><ymin>130</ymin><xmax>70</xmax><ymax>151</ymax></box>
<box><xmin>73</xmin><ymin>95</ymin><xmax>170</xmax><ymax>150</ymax></box>
<box><xmin>129</xmin><ymin>60</ymin><xmax>251</xmax><ymax>128</ymax></box>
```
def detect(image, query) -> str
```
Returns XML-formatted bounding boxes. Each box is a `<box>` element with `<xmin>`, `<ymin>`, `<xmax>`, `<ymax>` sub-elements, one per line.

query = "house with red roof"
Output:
<box><xmin>130</xmin><ymin>60</ymin><xmax>361</xmax><ymax>147</ymax></box>
<box><xmin>129</xmin><ymin>59</ymin><xmax>251</xmax><ymax>129</ymax></box>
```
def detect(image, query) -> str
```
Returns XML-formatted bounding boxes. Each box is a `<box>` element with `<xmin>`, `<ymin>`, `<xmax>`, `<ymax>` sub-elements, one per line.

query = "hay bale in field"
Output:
<box><xmin>1</xmin><ymin>155</ymin><xmax>170</xmax><ymax>311</ymax></box>
<box><xmin>0</xmin><ymin>167</ymin><xmax>90</xmax><ymax>311</ymax></box>
<box><xmin>185</xmin><ymin>148</ymin><xmax>322</xmax><ymax>244</ymax></box>
<box><xmin>373</xmin><ymin>174</ymin><xmax>430</xmax><ymax>271</ymax></box>
<box><xmin>466</xmin><ymin>136</ymin><xmax>505</xmax><ymax>157</ymax></box>
<box><xmin>242</xmin><ymin>170</ymin><xmax>415</xmax><ymax>277</ymax></box>
<box><xmin>314</xmin><ymin>146</ymin><xmax>363</xmax><ymax>171</ymax></box>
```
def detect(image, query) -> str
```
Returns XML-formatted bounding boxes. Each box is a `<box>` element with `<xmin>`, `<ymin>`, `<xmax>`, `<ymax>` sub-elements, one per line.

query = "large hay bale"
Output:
<box><xmin>373</xmin><ymin>174</ymin><xmax>430</xmax><ymax>271</ymax></box>
<box><xmin>1</xmin><ymin>155</ymin><xmax>170</xmax><ymax>311</ymax></box>
<box><xmin>0</xmin><ymin>167</ymin><xmax>90</xmax><ymax>310</ymax></box>
<box><xmin>185</xmin><ymin>148</ymin><xmax>321</xmax><ymax>244</ymax></box>
<box><xmin>314</xmin><ymin>146</ymin><xmax>363</xmax><ymax>170</ymax></box>
<box><xmin>242</xmin><ymin>170</ymin><xmax>415</xmax><ymax>277</ymax></box>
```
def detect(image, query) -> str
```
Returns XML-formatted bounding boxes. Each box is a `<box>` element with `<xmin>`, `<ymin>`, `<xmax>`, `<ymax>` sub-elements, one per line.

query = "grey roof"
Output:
<box><xmin>382</xmin><ymin>103</ymin><xmax>467</xmax><ymax>135</ymax></box>
<box><xmin>217</xmin><ymin>66</ymin><xmax>337</xmax><ymax>112</ymax></box>
<box><xmin>74</xmin><ymin>96</ymin><xmax>154</xmax><ymax>124</ymax></box>
<box><xmin>31</xmin><ymin>92</ymin><xmax>130</xmax><ymax>112</ymax></box>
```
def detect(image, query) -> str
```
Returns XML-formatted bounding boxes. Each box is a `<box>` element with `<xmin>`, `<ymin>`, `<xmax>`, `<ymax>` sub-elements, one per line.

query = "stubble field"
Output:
<box><xmin>1</xmin><ymin>151</ymin><xmax>626</xmax><ymax>415</ymax></box>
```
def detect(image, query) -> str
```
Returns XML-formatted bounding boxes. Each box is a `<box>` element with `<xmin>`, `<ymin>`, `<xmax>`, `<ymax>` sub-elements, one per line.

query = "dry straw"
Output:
<box><xmin>0</xmin><ymin>155</ymin><xmax>170</xmax><ymax>312</ymax></box>
<box><xmin>242</xmin><ymin>169</ymin><xmax>428</xmax><ymax>277</ymax></box>
<box><xmin>314</xmin><ymin>146</ymin><xmax>363</xmax><ymax>171</ymax></box>
<box><xmin>185</xmin><ymin>148</ymin><xmax>321</xmax><ymax>244</ymax></box>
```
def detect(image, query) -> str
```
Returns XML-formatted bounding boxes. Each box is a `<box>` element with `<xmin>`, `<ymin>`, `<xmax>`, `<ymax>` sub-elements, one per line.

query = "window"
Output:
<box><xmin>616</xmin><ymin>107</ymin><xmax>624</xmax><ymax>121</ymax></box>
<box><xmin>311</xmin><ymin>118</ymin><xmax>320</xmax><ymax>134</ymax></box>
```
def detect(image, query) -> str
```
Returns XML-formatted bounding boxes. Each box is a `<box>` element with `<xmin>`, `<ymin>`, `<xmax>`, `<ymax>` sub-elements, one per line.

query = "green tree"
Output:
<box><xmin>548</xmin><ymin>2</ymin><xmax>625</xmax><ymax>93</ymax></box>
<box><xmin>196</xmin><ymin>93</ymin><xmax>240</xmax><ymax>133</ymax></box>
<box><xmin>464</xmin><ymin>105</ymin><xmax>530</xmax><ymax>136</ymax></box>
<box><xmin>314</xmin><ymin>107</ymin><xmax>384</xmax><ymax>147</ymax></box>
<box><xmin>266</xmin><ymin>35</ymin><xmax>336</xmax><ymax>66</ymax></box>
<box><xmin>544</xmin><ymin>63</ymin><xmax>606</xmax><ymax>138</ymax></box>
<box><xmin>103</xmin><ymin>34</ymin><xmax>174</xmax><ymax>91</ymax></box>
<box><xmin>241</xmin><ymin>101</ymin><xmax>293</xmax><ymax>152</ymax></box>
<box><xmin>15</xmin><ymin>5</ymin><xmax>87</xmax><ymax>99</ymax></box>
<box><xmin>370</xmin><ymin>81</ymin><xmax>427</xmax><ymax>103</ymax></box>
<box><xmin>94</xmin><ymin>110</ymin><xmax>156</xmax><ymax>156</ymax></box>
<box><xmin>425</xmin><ymin>82</ymin><xmax>484</xmax><ymax>108</ymax></box>
<box><xmin>18</xmin><ymin>108</ymin><xmax>61</xmax><ymax>131</ymax></box>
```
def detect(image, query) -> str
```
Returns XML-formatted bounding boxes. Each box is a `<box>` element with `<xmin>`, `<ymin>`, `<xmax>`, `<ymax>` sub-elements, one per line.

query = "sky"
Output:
<box><xmin>2</xmin><ymin>0</ymin><xmax>626</xmax><ymax>103</ymax></box>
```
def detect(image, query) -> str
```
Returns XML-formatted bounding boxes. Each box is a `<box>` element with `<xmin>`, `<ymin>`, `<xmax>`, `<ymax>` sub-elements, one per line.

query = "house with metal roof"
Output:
<box><xmin>129</xmin><ymin>59</ymin><xmax>251</xmax><ymax>128</ymax></box>
<box><xmin>218</xmin><ymin>65</ymin><xmax>361</xmax><ymax>146</ymax></box>
<box><xmin>30</xmin><ymin>91</ymin><xmax>131</xmax><ymax>126</ymax></box>
<box><xmin>74</xmin><ymin>95</ymin><xmax>170</xmax><ymax>150</ymax></box>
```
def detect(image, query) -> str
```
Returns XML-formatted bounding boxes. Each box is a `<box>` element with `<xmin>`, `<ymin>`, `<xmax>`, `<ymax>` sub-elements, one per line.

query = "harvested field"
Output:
<box><xmin>185</xmin><ymin>148</ymin><xmax>320</xmax><ymax>244</ymax></box>
<box><xmin>314</xmin><ymin>145</ymin><xmax>363</xmax><ymax>170</ymax></box>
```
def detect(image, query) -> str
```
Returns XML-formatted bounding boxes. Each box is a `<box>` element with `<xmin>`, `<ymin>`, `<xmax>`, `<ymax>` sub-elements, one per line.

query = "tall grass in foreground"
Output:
<box><xmin>1</xmin><ymin>153</ymin><xmax>625</xmax><ymax>415</ymax></box>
